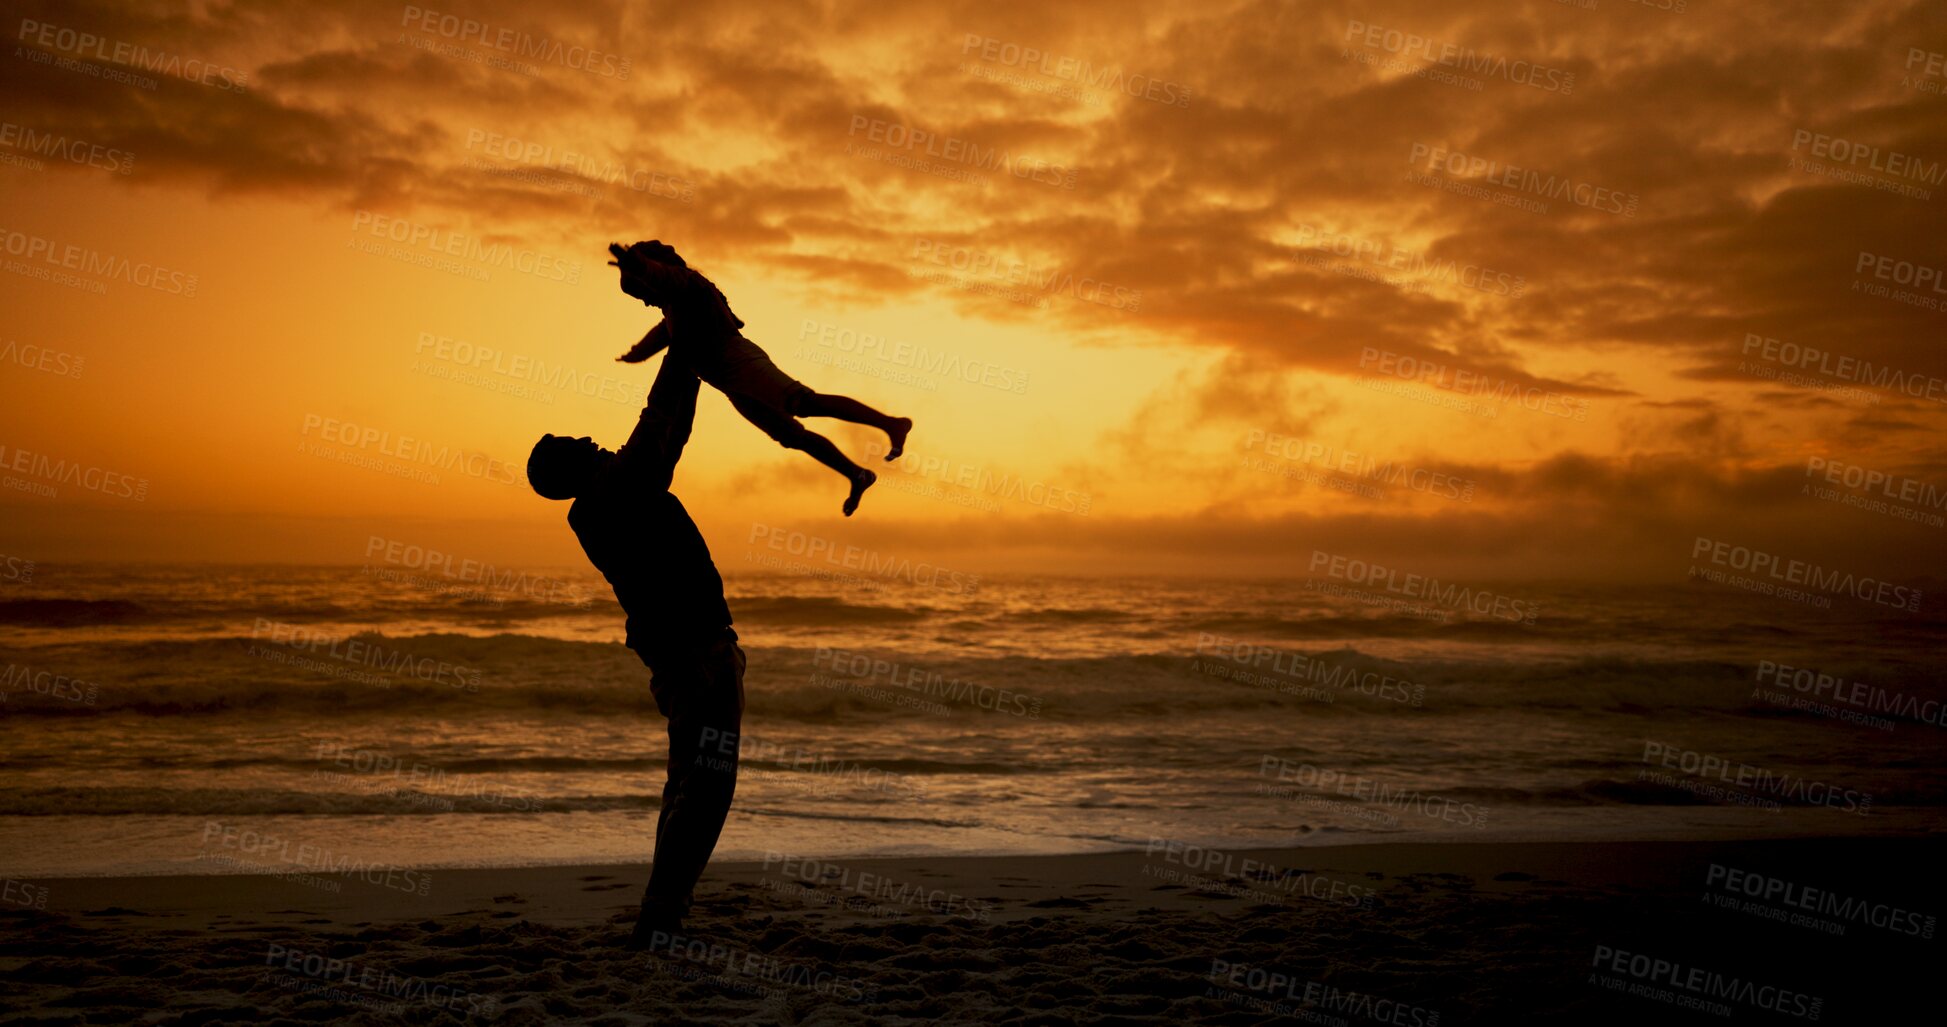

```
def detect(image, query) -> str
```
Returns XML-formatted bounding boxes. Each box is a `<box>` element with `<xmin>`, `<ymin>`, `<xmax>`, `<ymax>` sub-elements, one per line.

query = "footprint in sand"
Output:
<box><xmin>1024</xmin><ymin>896</ymin><xmax>1098</xmax><ymax>909</ymax></box>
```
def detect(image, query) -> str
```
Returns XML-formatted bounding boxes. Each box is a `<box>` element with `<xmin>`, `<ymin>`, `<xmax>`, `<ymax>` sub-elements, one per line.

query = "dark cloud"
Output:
<box><xmin>9</xmin><ymin>0</ymin><xmax>1947</xmax><ymax>575</ymax></box>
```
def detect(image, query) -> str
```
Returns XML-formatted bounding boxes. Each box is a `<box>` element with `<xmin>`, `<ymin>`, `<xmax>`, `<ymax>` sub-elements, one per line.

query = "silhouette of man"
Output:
<box><xmin>526</xmin><ymin>352</ymin><xmax>742</xmax><ymax>943</ymax></box>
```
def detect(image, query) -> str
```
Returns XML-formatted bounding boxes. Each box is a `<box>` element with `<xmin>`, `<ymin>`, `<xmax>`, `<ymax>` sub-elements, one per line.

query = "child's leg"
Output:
<box><xmin>796</xmin><ymin>392</ymin><xmax>912</xmax><ymax>461</ymax></box>
<box><xmin>729</xmin><ymin>393</ymin><xmax>878</xmax><ymax>516</ymax></box>
<box><xmin>797</xmin><ymin>432</ymin><xmax>878</xmax><ymax>517</ymax></box>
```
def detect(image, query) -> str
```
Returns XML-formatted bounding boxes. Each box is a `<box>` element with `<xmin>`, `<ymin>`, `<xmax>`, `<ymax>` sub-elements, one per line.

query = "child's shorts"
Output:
<box><xmin>704</xmin><ymin>335</ymin><xmax>816</xmax><ymax>446</ymax></box>
<box><xmin>703</xmin><ymin>334</ymin><xmax>812</xmax><ymax>413</ymax></box>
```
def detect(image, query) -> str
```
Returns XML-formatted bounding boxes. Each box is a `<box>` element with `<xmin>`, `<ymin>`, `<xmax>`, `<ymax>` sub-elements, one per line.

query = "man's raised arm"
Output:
<box><xmin>610</xmin><ymin>351</ymin><xmax>702</xmax><ymax>493</ymax></box>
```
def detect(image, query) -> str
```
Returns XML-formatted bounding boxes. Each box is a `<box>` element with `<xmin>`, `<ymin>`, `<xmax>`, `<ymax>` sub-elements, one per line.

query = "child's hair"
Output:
<box><xmin>625</xmin><ymin>239</ymin><xmax>686</xmax><ymax>268</ymax></box>
<box><xmin>611</xmin><ymin>238</ymin><xmax>746</xmax><ymax>364</ymax></box>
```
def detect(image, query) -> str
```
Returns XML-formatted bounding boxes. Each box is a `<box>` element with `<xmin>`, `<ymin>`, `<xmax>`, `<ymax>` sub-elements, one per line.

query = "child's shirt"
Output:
<box><xmin>629</xmin><ymin>262</ymin><xmax>746</xmax><ymax>370</ymax></box>
<box><xmin>628</xmin><ymin>262</ymin><xmax>806</xmax><ymax>413</ymax></box>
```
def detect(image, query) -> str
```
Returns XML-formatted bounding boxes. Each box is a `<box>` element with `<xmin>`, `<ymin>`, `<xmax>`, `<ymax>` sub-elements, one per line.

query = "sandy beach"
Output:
<box><xmin>5</xmin><ymin>836</ymin><xmax>1937</xmax><ymax>1024</ymax></box>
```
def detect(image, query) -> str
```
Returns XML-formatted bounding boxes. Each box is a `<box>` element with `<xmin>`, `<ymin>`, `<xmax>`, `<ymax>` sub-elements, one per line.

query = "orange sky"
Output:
<box><xmin>3</xmin><ymin>0</ymin><xmax>1945</xmax><ymax>581</ymax></box>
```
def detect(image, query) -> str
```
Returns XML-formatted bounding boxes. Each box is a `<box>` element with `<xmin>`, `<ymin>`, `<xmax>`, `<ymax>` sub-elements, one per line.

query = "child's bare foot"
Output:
<box><xmin>884</xmin><ymin>418</ymin><xmax>912</xmax><ymax>462</ymax></box>
<box><xmin>844</xmin><ymin>470</ymin><xmax>876</xmax><ymax>517</ymax></box>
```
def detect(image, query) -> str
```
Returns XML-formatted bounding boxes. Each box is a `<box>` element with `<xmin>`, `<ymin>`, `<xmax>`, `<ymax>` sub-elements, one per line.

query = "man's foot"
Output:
<box><xmin>626</xmin><ymin>918</ymin><xmax>682</xmax><ymax>950</ymax></box>
<box><xmin>844</xmin><ymin>469</ymin><xmax>876</xmax><ymax>517</ymax></box>
<box><xmin>883</xmin><ymin>417</ymin><xmax>912</xmax><ymax>462</ymax></box>
<box><xmin>627</xmin><ymin>899</ymin><xmax>686</xmax><ymax>949</ymax></box>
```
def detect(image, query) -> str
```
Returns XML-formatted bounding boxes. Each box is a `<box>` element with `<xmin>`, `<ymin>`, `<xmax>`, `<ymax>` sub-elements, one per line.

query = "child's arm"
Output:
<box><xmin>618</xmin><ymin>319</ymin><xmax>672</xmax><ymax>364</ymax></box>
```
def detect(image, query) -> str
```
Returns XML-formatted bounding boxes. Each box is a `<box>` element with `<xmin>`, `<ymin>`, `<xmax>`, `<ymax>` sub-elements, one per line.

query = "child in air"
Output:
<box><xmin>607</xmin><ymin>240</ymin><xmax>911</xmax><ymax>516</ymax></box>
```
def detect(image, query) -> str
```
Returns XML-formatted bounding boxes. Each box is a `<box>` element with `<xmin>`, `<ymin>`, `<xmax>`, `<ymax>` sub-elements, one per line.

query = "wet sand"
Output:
<box><xmin>3</xmin><ymin>837</ymin><xmax>1937</xmax><ymax>1024</ymax></box>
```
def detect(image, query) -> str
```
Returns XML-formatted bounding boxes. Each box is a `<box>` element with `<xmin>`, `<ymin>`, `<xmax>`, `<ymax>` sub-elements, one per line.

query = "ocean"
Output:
<box><xmin>1</xmin><ymin>563</ymin><xmax>1943</xmax><ymax>878</ymax></box>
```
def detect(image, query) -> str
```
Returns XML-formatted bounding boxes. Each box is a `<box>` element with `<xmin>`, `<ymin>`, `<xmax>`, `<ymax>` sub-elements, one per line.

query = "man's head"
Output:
<box><xmin>527</xmin><ymin>433</ymin><xmax>607</xmax><ymax>500</ymax></box>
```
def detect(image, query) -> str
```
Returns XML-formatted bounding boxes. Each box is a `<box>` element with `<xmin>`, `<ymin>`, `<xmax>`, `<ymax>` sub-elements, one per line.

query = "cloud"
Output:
<box><xmin>9</xmin><ymin>0</ymin><xmax>1947</xmax><ymax>577</ymax></box>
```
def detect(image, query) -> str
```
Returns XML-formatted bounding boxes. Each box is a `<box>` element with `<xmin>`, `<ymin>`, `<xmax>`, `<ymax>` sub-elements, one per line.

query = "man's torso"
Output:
<box><xmin>567</xmin><ymin>474</ymin><xmax>732</xmax><ymax>659</ymax></box>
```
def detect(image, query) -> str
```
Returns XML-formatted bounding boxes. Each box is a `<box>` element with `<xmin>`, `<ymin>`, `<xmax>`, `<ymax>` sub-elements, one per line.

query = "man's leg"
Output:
<box><xmin>637</xmin><ymin>637</ymin><xmax>747</xmax><ymax>935</ymax></box>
